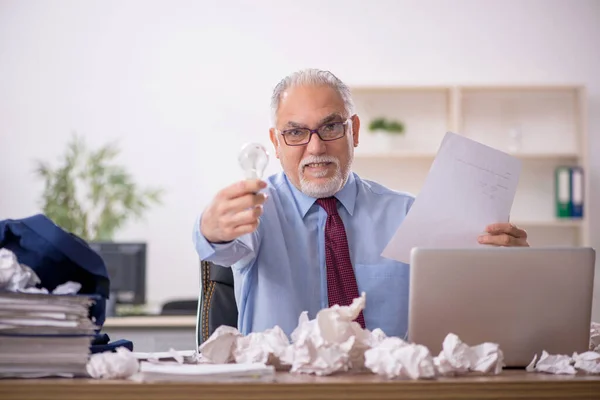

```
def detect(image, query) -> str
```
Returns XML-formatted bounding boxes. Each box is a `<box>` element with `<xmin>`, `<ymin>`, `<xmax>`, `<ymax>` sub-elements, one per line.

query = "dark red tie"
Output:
<box><xmin>316</xmin><ymin>197</ymin><xmax>366</xmax><ymax>328</ymax></box>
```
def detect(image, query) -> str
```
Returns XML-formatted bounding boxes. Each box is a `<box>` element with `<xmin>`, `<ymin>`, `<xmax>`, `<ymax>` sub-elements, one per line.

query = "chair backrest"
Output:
<box><xmin>160</xmin><ymin>299</ymin><xmax>198</xmax><ymax>315</ymax></box>
<box><xmin>196</xmin><ymin>260</ymin><xmax>238</xmax><ymax>349</ymax></box>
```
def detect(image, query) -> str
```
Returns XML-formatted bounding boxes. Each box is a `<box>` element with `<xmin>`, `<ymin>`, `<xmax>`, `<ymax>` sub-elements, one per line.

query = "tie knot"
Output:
<box><xmin>316</xmin><ymin>197</ymin><xmax>338</xmax><ymax>215</ymax></box>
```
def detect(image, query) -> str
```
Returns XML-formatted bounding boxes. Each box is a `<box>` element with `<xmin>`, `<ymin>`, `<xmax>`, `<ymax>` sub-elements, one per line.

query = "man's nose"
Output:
<box><xmin>306</xmin><ymin>132</ymin><xmax>326</xmax><ymax>154</ymax></box>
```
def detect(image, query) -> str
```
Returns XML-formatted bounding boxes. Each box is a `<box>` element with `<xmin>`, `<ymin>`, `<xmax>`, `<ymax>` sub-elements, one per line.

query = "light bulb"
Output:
<box><xmin>238</xmin><ymin>143</ymin><xmax>269</xmax><ymax>179</ymax></box>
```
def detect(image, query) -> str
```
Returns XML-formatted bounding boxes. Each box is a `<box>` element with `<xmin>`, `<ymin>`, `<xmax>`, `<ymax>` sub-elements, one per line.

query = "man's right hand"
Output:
<box><xmin>200</xmin><ymin>179</ymin><xmax>268</xmax><ymax>243</ymax></box>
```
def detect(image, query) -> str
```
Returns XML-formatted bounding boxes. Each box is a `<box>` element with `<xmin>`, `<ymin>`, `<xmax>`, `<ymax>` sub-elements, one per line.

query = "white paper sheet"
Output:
<box><xmin>132</xmin><ymin>349</ymin><xmax>197</xmax><ymax>361</ymax></box>
<box><xmin>132</xmin><ymin>362</ymin><xmax>276</xmax><ymax>382</ymax></box>
<box><xmin>382</xmin><ymin>132</ymin><xmax>521</xmax><ymax>264</ymax></box>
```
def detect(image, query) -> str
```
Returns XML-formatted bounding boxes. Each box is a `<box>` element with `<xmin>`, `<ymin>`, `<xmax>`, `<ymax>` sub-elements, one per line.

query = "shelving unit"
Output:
<box><xmin>350</xmin><ymin>85</ymin><xmax>589</xmax><ymax>247</ymax></box>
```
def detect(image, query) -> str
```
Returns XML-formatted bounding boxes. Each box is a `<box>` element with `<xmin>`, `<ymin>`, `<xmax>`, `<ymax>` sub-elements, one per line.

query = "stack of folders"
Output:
<box><xmin>0</xmin><ymin>290</ymin><xmax>97</xmax><ymax>378</ymax></box>
<box><xmin>555</xmin><ymin>166</ymin><xmax>584</xmax><ymax>218</ymax></box>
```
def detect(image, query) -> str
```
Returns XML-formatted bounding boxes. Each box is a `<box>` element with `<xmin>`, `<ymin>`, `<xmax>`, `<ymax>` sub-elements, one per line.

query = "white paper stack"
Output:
<box><xmin>132</xmin><ymin>362</ymin><xmax>276</xmax><ymax>383</ymax></box>
<box><xmin>0</xmin><ymin>290</ymin><xmax>97</xmax><ymax>378</ymax></box>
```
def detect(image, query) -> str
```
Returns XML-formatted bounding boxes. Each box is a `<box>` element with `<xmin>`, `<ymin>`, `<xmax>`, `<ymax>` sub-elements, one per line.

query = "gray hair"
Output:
<box><xmin>270</xmin><ymin>68</ymin><xmax>355</xmax><ymax>126</ymax></box>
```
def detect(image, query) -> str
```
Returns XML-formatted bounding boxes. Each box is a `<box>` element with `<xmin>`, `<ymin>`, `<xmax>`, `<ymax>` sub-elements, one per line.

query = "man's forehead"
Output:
<box><xmin>277</xmin><ymin>85</ymin><xmax>345</xmax><ymax>125</ymax></box>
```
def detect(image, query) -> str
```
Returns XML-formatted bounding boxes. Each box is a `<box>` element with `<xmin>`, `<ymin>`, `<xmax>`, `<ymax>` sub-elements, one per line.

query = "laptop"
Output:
<box><xmin>407</xmin><ymin>247</ymin><xmax>596</xmax><ymax>367</ymax></box>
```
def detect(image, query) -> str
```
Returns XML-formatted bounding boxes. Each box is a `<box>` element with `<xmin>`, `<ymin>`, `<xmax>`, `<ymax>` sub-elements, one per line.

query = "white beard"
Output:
<box><xmin>298</xmin><ymin>152</ymin><xmax>351</xmax><ymax>198</ymax></box>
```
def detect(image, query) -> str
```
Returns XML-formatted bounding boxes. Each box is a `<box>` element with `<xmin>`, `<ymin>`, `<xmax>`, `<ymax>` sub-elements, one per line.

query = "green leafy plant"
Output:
<box><xmin>34</xmin><ymin>134</ymin><xmax>164</xmax><ymax>241</ymax></box>
<box><xmin>368</xmin><ymin>117</ymin><xmax>405</xmax><ymax>134</ymax></box>
<box><xmin>368</xmin><ymin>117</ymin><xmax>388</xmax><ymax>131</ymax></box>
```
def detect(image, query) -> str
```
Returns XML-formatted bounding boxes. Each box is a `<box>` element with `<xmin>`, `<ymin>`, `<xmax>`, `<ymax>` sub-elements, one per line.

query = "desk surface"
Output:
<box><xmin>1</xmin><ymin>370</ymin><xmax>599</xmax><ymax>400</ymax></box>
<box><xmin>103</xmin><ymin>316</ymin><xmax>197</xmax><ymax>329</ymax></box>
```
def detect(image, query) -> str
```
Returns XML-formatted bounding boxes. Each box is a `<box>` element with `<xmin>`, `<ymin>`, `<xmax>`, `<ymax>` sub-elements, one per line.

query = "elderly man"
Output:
<box><xmin>193</xmin><ymin>68</ymin><xmax>529</xmax><ymax>338</ymax></box>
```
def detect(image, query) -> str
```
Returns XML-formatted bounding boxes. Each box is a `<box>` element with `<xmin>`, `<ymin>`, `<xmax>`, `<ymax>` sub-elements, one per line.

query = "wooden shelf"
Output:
<box><xmin>350</xmin><ymin>84</ymin><xmax>589</xmax><ymax>246</ymax></box>
<box><xmin>354</xmin><ymin>152</ymin><xmax>581</xmax><ymax>160</ymax></box>
<box><xmin>512</xmin><ymin>219</ymin><xmax>583</xmax><ymax>228</ymax></box>
<box><xmin>350</xmin><ymin>84</ymin><xmax>584</xmax><ymax>91</ymax></box>
<box><xmin>354</xmin><ymin>151</ymin><xmax>436</xmax><ymax>159</ymax></box>
<box><xmin>351</xmin><ymin>85</ymin><xmax>452</xmax><ymax>92</ymax></box>
<box><xmin>459</xmin><ymin>84</ymin><xmax>584</xmax><ymax>91</ymax></box>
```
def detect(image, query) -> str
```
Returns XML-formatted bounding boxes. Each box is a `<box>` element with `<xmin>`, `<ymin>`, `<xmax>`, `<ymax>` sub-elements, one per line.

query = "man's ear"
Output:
<box><xmin>351</xmin><ymin>114</ymin><xmax>360</xmax><ymax>147</ymax></box>
<box><xmin>269</xmin><ymin>128</ymin><xmax>280</xmax><ymax>159</ymax></box>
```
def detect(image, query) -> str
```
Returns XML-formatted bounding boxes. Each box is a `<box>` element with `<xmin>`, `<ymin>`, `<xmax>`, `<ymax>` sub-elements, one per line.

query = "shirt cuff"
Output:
<box><xmin>192</xmin><ymin>215</ymin><xmax>228</xmax><ymax>258</ymax></box>
<box><xmin>192</xmin><ymin>214</ymin><xmax>254</xmax><ymax>267</ymax></box>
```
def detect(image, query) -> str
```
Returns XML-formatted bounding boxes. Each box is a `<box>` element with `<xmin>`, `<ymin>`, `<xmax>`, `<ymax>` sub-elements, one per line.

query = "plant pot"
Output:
<box><xmin>370</xmin><ymin>130</ymin><xmax>405</xmax><ymax>153</ymax></box>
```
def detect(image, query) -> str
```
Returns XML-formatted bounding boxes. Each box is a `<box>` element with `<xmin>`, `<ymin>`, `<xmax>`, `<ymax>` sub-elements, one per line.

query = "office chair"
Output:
<box><xmin>160</xmin><ymin>299</ymin><xmax>198</xmax><ymax>315</ymax></box>
<box><xmin>195</xmin><ymin>260</ymin><xmax>238</xmax><ymax>349</ymax></box>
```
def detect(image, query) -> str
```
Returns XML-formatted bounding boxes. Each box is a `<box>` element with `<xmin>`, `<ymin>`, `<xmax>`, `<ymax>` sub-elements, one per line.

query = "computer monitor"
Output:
<box><xmin>89</xmin><ymin>241</ymin><xmax>146</xmax><ymax>305</ymax></box>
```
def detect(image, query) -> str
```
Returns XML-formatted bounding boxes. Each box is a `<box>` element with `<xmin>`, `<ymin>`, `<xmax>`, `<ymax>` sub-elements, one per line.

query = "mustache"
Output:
<box><xmin>300</xmin><ymin>155</ymin><xmax>339</xmax><ymax>169</ymax></box>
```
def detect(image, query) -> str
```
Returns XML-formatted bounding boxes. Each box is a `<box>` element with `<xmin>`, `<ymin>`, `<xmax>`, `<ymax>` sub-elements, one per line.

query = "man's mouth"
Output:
<box><xmin>305</xmin><ymin>162</ymin><xmax>332</xmax><ymax>168</ymax></box>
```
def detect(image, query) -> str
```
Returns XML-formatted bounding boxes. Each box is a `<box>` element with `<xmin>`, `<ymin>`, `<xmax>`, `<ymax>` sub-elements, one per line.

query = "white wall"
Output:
<box><xmin>1</xmin><ymin>0</ymin><xmax>599</xmax><ymax>317</ymax></box>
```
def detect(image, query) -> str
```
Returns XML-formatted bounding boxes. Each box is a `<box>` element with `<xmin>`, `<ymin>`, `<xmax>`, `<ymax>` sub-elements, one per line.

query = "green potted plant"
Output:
<box><xmin>368</xmin><ymin>117</ymin><xmax>388</xmax><ymax>134</ymax></box>
<box><xmin>34</xmin><ymin>134</ymin><xmax>164</xmax><ymax>241</ymax></box>
<box><xmin>368</xmin><ymin>117</ymin><xmax>405</xmax><ymax>135</ymax></box>
<box><xmin>368</xmin><ymin>117</ymin><xmax>406</xmax><ymax>151</ymax></box>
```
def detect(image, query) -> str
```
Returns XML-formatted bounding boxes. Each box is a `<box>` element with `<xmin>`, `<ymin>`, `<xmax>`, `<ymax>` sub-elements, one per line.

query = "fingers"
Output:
<box><xmin>218</xmin><ymin>179</ymin><xmax>267</xmax><ymax>201</ymax></box>
<box><xmin>485</xmin><ymin>222</ymin><xmax>527</xmax><ymax>239</ymax></box>
<box><xmin>478</xmin><ymin>233</ymin><xmax>527</xmax><ymax>247</ymax></box>
<box><xmin>232</xmin><ymin>221</ymin><xmax>260</xmax><ymax>236</ymax></box>
<box><xmin>222</xmin><ymin>192</ymin><xmax>268</xmax><ymax>215</ymax></box>
<box><xmin>202</xmin><ymin>204</ymin><xmax>263</xmax><ymax>243</ymax></box>
<box><xmin>479</xmin><ymin>222</ymin><xmax>529</xmax><ymax>247</ymax></box>
<box><xmin>225</xmin><ymin>205</ymin><xmax>263</xmax><ymax>228</ymax></box>
<box><xmin>200</xmin><ymin>180</ymin><xmax>268</xmax><ymax>243</ymax></box>
<box><xmin>213</xmin><ymin>205</ymin><xmax>262</xmax><ymax>240</ymax></box>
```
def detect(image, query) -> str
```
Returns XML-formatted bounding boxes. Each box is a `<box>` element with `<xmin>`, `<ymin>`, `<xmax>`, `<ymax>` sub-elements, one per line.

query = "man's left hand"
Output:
<box><xmin>478</xmin><ymin>223</ymin><xmax>529</xmax><ymax>247</ymax></box>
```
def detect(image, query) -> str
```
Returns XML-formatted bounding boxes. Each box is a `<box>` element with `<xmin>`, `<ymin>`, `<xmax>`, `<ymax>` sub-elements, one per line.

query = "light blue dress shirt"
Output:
<box><xmin>193</xmin><ymin>171</ymin><xmax>415</xmax><ymax>338</ymax></box>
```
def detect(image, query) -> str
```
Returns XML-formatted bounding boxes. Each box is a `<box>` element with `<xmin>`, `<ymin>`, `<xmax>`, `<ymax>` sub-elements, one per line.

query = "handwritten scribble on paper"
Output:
<box><xmin>455</xmin><ymin>157</ymin><xmax>513</xmax><ymax>200</ymax></box>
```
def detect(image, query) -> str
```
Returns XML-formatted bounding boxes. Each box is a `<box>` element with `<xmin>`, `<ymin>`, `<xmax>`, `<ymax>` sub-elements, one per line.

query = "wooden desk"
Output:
<box><xmin>1</xmin><ymin>370</ymin><xmax>599</xmax><ymax>400</ymax></box>
<box><xmin>102</xmin><ymin>316</ymin><xmax>197</xmax><ymax>352</ymax></box>
<box><xmin>103</xmin><ymin>316</ymin><xmax>197</xmax><ymax>329</ymax></box>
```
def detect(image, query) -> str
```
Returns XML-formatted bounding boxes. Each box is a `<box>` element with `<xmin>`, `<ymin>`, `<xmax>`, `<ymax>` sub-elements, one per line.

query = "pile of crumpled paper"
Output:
<box><xmin>524</xmin><ymin>322</ymin><xmax>600</xmax><ymax>375</ymax></box>
<box><xmin>197</xmin><ymin>293</ymin><xmax>504</xmax><ymax>379</ymax></box>
<box><xmin>86</xmin><ymin>293</ymin><xmax>600</xmax><ymax>380</ymax></box>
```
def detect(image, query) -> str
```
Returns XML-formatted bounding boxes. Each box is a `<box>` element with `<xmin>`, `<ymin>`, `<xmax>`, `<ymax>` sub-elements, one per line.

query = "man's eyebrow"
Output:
<box><xmin>318</xmin><ymin>113</ymin><xmax>343</xmax><ymax>125</ymax></box>
<box><xmin>284</xmin><ymin>121</ymin><xmax>306</xmax><ymax>128</ymax></box>
<box><xmin>284</xmin><ymin>113</ymin><xmax>343</xmax><ymax>129</ymax></box>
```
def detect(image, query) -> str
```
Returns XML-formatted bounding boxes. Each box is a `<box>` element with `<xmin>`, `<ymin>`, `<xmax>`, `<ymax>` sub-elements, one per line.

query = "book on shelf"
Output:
<box><xmin>554</xmin><ymin>166</ymin><xmax>584</xmax><ymax>219</ymax></box>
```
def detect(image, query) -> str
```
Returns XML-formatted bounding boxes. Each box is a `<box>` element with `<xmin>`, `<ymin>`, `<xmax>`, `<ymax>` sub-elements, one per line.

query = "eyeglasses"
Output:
<box><xmin>278</xmin><ymin>118</ymin><xmax>351</xmax><ymax>146</ymax></box>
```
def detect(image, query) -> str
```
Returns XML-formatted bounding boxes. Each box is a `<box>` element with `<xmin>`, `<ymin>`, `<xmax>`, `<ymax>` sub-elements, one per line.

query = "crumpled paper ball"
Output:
<box><xmin>199</xmin><ymin>325</ymin><xmax>242</xmax><ymax>364</ymax></box>
<box><xmin>590</xmin><ymin>322</ymin><xmax>600</xmax><ymax>352</ymax></box>
<box><xmin>18</xmin><ymin>281</ymin><xmax>83</xmax><ymax>295</ymax></box>
<box><xmin>86</xmin><ymin>347</ymin><xmax>140</xmax><ymax>379</ymax></box>
<box><xmin>279</xmin><ymin>293</ymin><xmax>372</xmax><ymax>375</ymax></box>
<box><xmin>364</xmin><ymin>337</ymin><xmax>436</xmax><ymax>379</ymax></box>
<box><xmin>0</xmin><ymin>248</ymin><xmax>82</xmax><ymax>295</ymax></box>
<box><xmin>233</xmin><ymin>326</ymin><xmax>290</xmax><ymax>368</ymax></box>
<box><xmin>527</xmin><ymin>350</ymin><xmax>600</xmax><ymax>375</ymax></box>
<box><xmin>0</xmin><ymin>248</ymin><xmax>41</xmax><ymax>291</ymax></box>
<box><xmin>434</xmin><ymin>333</ymin><xmax>504</xmax><ymax>376</ymax></box>
<box><xmin>573</xmin><ymin>351</ymin><xmax>600</xmax><ymax>374</ymax></box>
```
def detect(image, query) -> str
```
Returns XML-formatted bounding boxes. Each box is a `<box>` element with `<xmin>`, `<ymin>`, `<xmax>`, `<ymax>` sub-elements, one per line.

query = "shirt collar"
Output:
<box><xmin>285</xmin><ymin>172</ymin><xmax>357</xmax><ymax>218</ymax></box>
